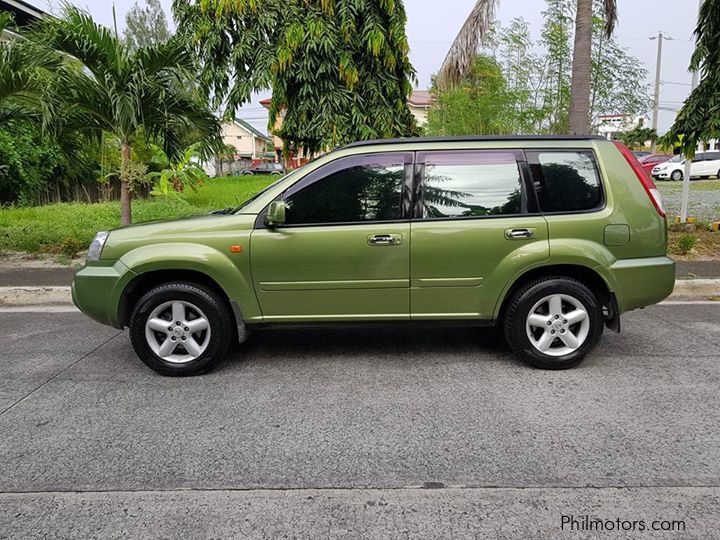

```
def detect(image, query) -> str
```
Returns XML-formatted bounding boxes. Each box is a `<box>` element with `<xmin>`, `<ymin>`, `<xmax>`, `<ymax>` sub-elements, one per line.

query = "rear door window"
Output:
<box><xmin>417</xmin><ymin>151</ymin><xmax>524</xmax><ymax>219</ymax></box>
<box><xmin>527</xmin><ymin>151</ymin><xmax>603</xmax><ymax>213</ymax></box>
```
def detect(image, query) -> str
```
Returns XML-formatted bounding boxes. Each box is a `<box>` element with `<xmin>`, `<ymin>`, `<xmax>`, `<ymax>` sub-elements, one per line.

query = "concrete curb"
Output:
<box><xmin>1</xmin><ymin>280</ymin><xmax>719</xmax><ymax>308</ymax></box>
<box><xmin>0</xmin><ymin>286</ymin><xmax>73</xmax><ymax>307</ymax></box>
<box><xmin>671</xmin><ymin>279</ymin><xmax>720</xmax><ymax>298</ymax></box>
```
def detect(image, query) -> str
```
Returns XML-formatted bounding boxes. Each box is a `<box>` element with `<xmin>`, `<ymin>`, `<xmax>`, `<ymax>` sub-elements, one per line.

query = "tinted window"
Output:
<box><xmin>692</xmin><ymin>153</ymin><xmax>705</xmax><ymax>163</ymax></box>
<box><xmin>283</xmin><ymin>154</ymin><xmax>407</xmax><ymax>225</ymax></box>
<box><xmin>420</xmin><ymin>152</ymin><xmax>522</xmax><ymax>219</ymax></box>
<box><xmin>530</xmin><ymin>151</ymin><xmax>602</xmax><ymax>213</ymax></box>
<box><xmin>704</xmin><ymin>152</ymin><xmax>720</xmax><ymax>161</ymax></box>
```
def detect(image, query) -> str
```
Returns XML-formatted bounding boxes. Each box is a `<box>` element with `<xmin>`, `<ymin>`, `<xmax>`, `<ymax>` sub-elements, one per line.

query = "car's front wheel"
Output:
<box><xmin>129</xmin><ymin>282</ymin><xmax>233</xmax><ymax>376</ymax></box>
<box><xmin>671</xmin><ymin>170</ymin><xmax>683</xmax><ymax>181</ymax></box>
<box><xmin>504</xmin><ymin>277</ymin><xmax>604</xmax><ymax>370</ymax></box>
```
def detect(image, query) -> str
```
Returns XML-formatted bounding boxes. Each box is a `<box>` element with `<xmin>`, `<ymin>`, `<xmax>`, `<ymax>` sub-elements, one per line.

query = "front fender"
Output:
<box><xmin>119</xmin><ymin>243</ymin><xmax>262</xmax><ymax>322</ymax></box>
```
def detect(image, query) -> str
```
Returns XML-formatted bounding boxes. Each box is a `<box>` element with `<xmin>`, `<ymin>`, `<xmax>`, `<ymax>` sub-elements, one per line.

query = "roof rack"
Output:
<box><xmin>342</xmin><ymin>135</ymin><xmax>606</xmax><ymax>149</ymax></box>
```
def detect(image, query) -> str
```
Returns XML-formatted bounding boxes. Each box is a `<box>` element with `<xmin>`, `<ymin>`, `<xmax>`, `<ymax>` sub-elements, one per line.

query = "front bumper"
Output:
<box><xmin>608</xmin><ymin>256</ymin><xmax>675</xmax><ymax>313</ymax></box>
<box><xmin>72</xmin><ymin>260</ymin><xmax>136</xmax><ymax>328</ymax></box>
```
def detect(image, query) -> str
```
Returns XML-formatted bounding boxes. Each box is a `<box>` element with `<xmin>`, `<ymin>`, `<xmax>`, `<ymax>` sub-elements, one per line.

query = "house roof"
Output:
<box><xmin>234</xmin><ymin>118</ymin><xmax>271</xmax><ymax>141</ymax></box>
<box><xmin>0</xmin><ymin>0</ymin><xmax>46</xmax><ymax>27</ymax></box>
<box><xmin>408</xmin><ymin>90</ymin><xmax>433</xmax><ymax>107</ymax></box>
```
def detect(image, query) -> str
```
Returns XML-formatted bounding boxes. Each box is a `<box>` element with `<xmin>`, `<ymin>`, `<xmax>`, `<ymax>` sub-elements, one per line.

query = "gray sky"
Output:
<box><xmin>33</xmin><ymin>0</ymin><xmax>699</xmax><ymax>135</ymax></box>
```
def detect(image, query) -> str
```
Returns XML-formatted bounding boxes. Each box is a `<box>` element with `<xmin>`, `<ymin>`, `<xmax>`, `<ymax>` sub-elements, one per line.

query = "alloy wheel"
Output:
<box><xmin>144</xmin><ymin>300</ymin><xmax>211</xmax><ymax>363</ymax></box>
<box><xmin>525</xmin><ymin>294</ymin><xmax>590</xmax><ymax>357</ymax></box>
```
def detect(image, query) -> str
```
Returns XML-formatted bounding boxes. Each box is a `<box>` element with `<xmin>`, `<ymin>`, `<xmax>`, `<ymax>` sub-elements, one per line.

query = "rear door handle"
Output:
<box><xmin>505</xmin><ymin>228</ymin><xmax>534</xmax><ymax>240</ymax></box>
<box><xmin>368</xmin><ymin>234</ymin><xmax>402</xmax><ymax>246</ymax></box>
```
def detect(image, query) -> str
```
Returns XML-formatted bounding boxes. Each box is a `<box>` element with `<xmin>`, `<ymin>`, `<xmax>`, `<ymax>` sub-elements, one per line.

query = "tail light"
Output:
<box><xmin>613</xmin><ymin>141</ymin><xmax>667</xmax><ymax>218</ymax></box>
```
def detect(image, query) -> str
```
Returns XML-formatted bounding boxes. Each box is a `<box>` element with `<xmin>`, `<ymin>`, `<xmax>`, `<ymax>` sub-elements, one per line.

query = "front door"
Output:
<box><xmin>410</xmin><ymin>150</ymin><xmax>549</xmax><ymax>320</ymax></box>
<box><xmin>251</xmin><ymin>152</ymin><xmax>413</xmax><ymax>322</ymax></box>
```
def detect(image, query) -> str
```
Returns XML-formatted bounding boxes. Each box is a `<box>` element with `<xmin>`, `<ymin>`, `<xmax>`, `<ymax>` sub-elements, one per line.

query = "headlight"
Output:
<box><xmin>87</xmin><ymin>231</ymin><xmax>109</xmax><ymax>260</ymax></box>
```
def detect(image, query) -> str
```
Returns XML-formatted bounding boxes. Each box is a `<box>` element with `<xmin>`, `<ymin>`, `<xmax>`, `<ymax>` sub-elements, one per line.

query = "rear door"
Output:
<box><xmin>410</xmin><ymin>150</ymin><xmax>549</xmax><ymax>320</ymax></box>
<box><xmin>251</xmin><ymin>152</ymin><xmax>413</xmax><ymax>321</ymax></box>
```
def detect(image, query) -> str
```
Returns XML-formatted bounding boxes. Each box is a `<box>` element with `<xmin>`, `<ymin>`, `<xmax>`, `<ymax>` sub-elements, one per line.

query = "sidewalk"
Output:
<box><xmin>1</xmin><ymin>261</ymin><xmax>718</xmax><ymax>288</ymax></box>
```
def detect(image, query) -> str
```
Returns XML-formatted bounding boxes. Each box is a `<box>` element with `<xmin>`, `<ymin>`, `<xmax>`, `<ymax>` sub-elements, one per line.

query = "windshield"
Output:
<box><xmin>232</xmin><ymin>166</ymin><xmax>304</xmax><ymax>213</ymax></box>
<box><xmin>668</xmin><ymin>154</ymin><xmax>683</xmax><ymax>163</ymax></box>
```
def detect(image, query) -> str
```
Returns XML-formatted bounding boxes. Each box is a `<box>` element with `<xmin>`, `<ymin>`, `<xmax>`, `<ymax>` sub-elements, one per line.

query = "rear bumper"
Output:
<box><xmin>607</xmin><ymin>256</ymin><xmax>675</xmax><ymax>313</ymax></box>
<box><xmin>72</xmin><ymin>260</ymin><xmax>136</xmax><ymax>328</ymax></box>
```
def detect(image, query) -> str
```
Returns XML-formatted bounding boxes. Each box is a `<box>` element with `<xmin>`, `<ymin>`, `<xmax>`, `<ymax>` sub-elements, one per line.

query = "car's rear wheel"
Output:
<box><xmin>504</xmin><ymin>277</ymin><xmax>604</xmax><ymax>370</ymax></box>
<box><xmin>129</xmin><ymin>282</ymin><xmax>233</xmax><ymax>376</ymax></box>
<box><xmin>671</xmin><ymin>170</ymin><xmax>683</xmax><ymax>181</ymax></box>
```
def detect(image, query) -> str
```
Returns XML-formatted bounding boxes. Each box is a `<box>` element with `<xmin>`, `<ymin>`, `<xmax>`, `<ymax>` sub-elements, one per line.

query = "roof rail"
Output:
<box><xmin>342</xmin><ymin>134</ymin><xmax>606</xmax><ymax>149</ymax></box>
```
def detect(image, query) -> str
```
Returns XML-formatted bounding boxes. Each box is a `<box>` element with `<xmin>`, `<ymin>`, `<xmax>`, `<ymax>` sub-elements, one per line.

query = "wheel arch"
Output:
<box><xmin>119</xmin><ymin>269</ymin><xmax>231</xmax><ymax>328</ymax></box>
<box><xmin>494</xmin><ymin>264</ymin><xmax>618</xmax><ymax>330</ymax></box>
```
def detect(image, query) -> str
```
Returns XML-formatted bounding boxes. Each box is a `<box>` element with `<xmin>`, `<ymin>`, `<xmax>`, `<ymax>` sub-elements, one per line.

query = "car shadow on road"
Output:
<box><xmin>218</xmin><ymin>325</ymin><xmax>512</xmax><ymax>371</ymax></box>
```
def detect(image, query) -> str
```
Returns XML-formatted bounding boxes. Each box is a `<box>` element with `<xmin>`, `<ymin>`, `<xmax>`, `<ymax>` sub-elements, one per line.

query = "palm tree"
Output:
<box><xmin>0</xmin><ymin>12</ymin><xmax>59</xmax><ymax>124</ymax></box>
<box><xmin>33</xmin><ymin>6</ymin><xmax>221</xmax><ymax>225</ymax></box>
<box><xmin>437</xmin><ymin>0</ymin><xmax>617</xmax><ymax>135</ymax></box>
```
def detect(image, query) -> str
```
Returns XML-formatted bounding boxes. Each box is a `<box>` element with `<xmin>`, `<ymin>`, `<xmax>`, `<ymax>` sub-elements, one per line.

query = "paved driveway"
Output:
<box><xmin>1</xmin><ymin>303</ymin><xmax>719</xmax><ymax>538</ymax></box>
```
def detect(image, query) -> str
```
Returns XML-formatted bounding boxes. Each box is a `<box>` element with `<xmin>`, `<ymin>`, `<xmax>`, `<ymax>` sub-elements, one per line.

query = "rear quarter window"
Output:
<box><xmin>527</xmin><ymin>151</ymin><xmax>603</xmax><ymax>213</ymax></box>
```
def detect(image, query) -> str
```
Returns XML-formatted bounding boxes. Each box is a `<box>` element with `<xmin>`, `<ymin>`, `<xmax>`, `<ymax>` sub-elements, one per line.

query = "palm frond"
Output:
<box><xmin>0</xmin><ymin>11</ymin><xmax>14</xmax><ymax>35</ymax></box>
<box><xmin>35</xmin><ymin>4</ymin><xmax>123</xmax><ymax>80</ymax></box>
<box><xmin>601</xmin><ymin>0</ymin><xmax>617</xmax><ymax>38</ymax></box>
<box><xmin>436</xmin><ymin>0</ymin><xmax>498</xmax><ymax>90</ymax></box>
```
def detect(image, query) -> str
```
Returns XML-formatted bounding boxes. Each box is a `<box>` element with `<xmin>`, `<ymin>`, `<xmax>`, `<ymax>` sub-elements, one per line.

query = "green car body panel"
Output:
<box><xmin>73</xmin><ymin>136</ymin><xmax>675</xmax><ymax>332</ymax></box>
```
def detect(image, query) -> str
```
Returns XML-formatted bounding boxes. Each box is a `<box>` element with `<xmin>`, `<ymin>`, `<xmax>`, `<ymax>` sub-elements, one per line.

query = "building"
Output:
<box><xmin>221</xmin><ymin>118</ymin><xmax>272</xmax><ymax>161</ymax></box>
<box><xmin>1</xmin><ymin>0</ymin><xmax>46</xmax><ymax>40</ymax></box>
<box><xmin>596</xmin><ymin>114</ymin><xmax>648</xmax><ymax>139</ymax></box>
<box><xmin>408</xmin><ymin>90</ymin><xmax>433</xmax><ymax>127</ymax></box>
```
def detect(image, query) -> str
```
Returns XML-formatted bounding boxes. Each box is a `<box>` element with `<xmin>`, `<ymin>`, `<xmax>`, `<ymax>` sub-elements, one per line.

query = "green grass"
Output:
<box><xmin>656</xmin><ymin>179</ymin><xmax>720</xmax><ymax>191</ymax></box>
<box><xmin>0</xmin><ymin>175</ymin><xmax>276</xmax><ymax>256</ymax></box>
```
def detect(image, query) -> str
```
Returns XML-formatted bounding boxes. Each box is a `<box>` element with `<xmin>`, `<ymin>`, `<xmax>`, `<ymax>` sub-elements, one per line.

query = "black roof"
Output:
<box><xmin>343</xmin><ymin>135</ymin><xmax>606</xmax><ymax>149</ymax></box>
<box><xmin>0</xmin><ymin>0</ymin><xmax>46</xmax><ymax>28</ymax></box>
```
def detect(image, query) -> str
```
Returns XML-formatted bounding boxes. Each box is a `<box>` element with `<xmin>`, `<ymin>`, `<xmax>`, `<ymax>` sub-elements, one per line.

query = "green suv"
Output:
<box><xmin>72</xmin><ymin>136</ymin><xmax>675</xmax><ymax>376</ymax></box>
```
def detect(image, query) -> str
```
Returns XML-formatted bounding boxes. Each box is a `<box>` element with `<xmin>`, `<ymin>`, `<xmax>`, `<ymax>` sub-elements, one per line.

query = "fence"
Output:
<box><xmin>32</xmin><ymin>177</ymin><xmax>152</xmax><ymax>206</ymax></box>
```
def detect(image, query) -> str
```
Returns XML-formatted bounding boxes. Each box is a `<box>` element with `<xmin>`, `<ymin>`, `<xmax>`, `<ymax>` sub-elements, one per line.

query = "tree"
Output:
<box><xmin>0</xmin><ymin>12</ymin><xmax>59</xmax><ymax>123</ymax></box>
<box><xmin>587</xmin><ymin>10</ymin><xmax>650</xmax><ymax>129</ymax></box>
<box><xmin>148</xmin><ymin>144</ymin><xmax>209</xmax><ymax>195</ymax></box>
<box><xmin>33</xmin><ymin>6</ymin><xmax>221</xmax><ymax>225</ymax></box>
<box><xmin>173</xmin><ymin>0</ymin><xmax>418</xmax><ymax>156</ymax></box>
<box><xmin>124</xmin><ymin>0</ymin><xmax>172</xmax><ymax>49</ymax></box>
<box><xmin>665</xmin><ymin>0</ymin><xmax>720</xmax><ymax>155</ymax></box>
<box><xmin>431</xmin><ymin>5</ymin><xmax>647</xmax><ymax>137</ymax></box>
<box><xmin>426</xmin><ymin>55</ymin><xmax>517</xmax><ymax>136</ymax></box>
<box><xmin>614</xmin><ymin>122</ymin><xmax>657</xmax><ymax>150</ymax></box>
<box><xmin>437</xmin><ymin>0</ymin><xmax>617</xmax><ymax>134</ymax></box>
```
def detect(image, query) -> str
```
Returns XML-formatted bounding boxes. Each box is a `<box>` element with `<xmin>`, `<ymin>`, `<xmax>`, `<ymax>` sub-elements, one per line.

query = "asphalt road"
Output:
<box><xmin>1</xmin><ymin>303</ymin><xmax>719</xmax><ymax>538</ymax></box>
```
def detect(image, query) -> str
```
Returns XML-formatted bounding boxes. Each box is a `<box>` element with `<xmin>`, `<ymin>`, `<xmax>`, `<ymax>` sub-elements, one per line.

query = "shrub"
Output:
<box><xmin>675</xmin><ymin>234</ymin><xmax>697</xmax><ymax>255</ymax></box>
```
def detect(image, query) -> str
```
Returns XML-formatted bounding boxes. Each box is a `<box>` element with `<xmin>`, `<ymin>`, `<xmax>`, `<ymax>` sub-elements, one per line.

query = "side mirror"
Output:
<box><xmin>265</xmin><ymin>201</ymin><xmax>286</xmax><ymax>228</ymax></box>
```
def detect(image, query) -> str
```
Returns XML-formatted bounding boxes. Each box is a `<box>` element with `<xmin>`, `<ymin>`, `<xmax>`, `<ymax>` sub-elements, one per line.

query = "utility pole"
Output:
<box><xmin>649</xmin><ymin>32</ymin><xmax>670</xmax><ymax>153</ymax></box>
<box><xmin>680</xmin><ymin>0</ymin><xmax>704</xmax><ymax>223</ymax></box>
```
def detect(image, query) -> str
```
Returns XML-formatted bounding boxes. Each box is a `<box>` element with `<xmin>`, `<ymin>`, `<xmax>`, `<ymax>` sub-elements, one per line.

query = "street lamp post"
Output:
<box><xmin>650</xmin><ymin>32</ymin><xmax>671</xmax><ymax>153</ymax></box>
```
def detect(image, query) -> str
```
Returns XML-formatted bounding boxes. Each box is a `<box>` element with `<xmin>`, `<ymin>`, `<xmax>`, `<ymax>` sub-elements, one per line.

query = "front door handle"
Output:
<box><xmin>505</xmin><ymin>228</ymin><xmax>534</xmax><ymax>240</ymax></box>
<box><xmin>368</xmin><ymin>234</ymin><xmax>402</xmax><ymax>246</ymax></box>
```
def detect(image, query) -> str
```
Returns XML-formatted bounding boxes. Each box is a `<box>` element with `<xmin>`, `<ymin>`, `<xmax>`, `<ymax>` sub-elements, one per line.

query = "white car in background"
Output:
<box><xmin>652</xmin><ymin>151</ymin><xmax>720</xmax><ymax>181</ymax></box>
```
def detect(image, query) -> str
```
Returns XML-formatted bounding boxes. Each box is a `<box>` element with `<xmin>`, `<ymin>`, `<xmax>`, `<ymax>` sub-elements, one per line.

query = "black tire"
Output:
<box><xmin>671</xmin><ymin>170</ymin><xmax>683</xmax><ymax>181</ymax></box>
<box><xmin>503</xmin><ymin>276</ymin><xmax>604</xmax><ymax>370</ymax></box>
<box><xmin>129</xmin><ymin>282</ymin><xmax>233</xmax><ymax>376</ymax></box>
